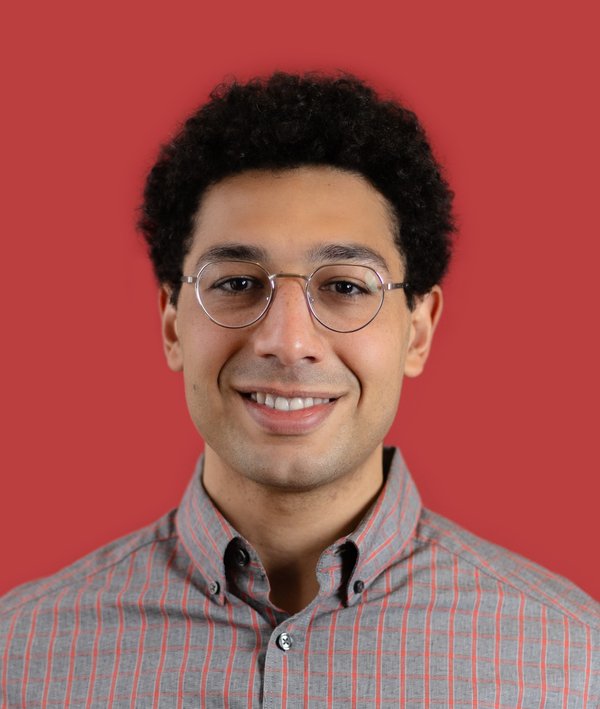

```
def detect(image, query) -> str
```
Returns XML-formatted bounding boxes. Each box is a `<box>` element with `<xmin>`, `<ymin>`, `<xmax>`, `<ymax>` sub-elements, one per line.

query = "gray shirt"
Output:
<box><xmin>2</xmin><ymin>449</ymin><xmax>599</xmax><ymax>707</ymax></box>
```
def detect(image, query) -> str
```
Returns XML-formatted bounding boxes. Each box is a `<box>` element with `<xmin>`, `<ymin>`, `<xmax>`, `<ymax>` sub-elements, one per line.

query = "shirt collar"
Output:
<box><xmin>175</xmin><ymin>447</ymin><xmax>422</xmax><ymax>608</ymax></box>
<box><xmin>342</xmin><ymin>447</ymin><xmax>422</xmax><ymax>604</ymax></box>
<box><xmin>175</xmin><ymin>456</ymin><xmax>236</xmax><ymax>603</ymax></box>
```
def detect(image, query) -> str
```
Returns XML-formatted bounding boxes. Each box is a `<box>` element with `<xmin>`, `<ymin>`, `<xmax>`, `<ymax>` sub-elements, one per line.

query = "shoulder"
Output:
<box><xmin>414</xmin><ymin>507</ymin><xmax>600</xmax><ymax>632</ymax></box>
<box><xmin>0</xmin><ymin>509</ymin><xmax>178</xmax><ymax>621</ymax></box>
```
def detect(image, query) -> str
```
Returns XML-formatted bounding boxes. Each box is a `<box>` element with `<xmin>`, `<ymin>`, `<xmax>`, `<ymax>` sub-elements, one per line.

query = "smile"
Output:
<box><xmin>248</xmin><ymin>392</ymin><xmax>333</xmax><ymax>411</ymax></box>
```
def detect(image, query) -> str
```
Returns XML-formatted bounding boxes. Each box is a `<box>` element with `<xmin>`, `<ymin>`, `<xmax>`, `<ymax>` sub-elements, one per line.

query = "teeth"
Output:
<box><xmin>249</xmin><ymin>393</ymin><xmax>329</xmax><ymax>410</ymax></box>
<box><xmin>274</xmin><ymin>396</ymin><xmax>290</xmax><ymax>411</ymax></box>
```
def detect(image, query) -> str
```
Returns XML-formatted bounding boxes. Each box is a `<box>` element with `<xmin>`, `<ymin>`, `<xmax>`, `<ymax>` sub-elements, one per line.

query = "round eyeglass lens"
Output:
<box><xmin>308</xmin><ymin>264</ymin><xmax>384</xmax><ymax>332</ymax></box>
<box><xmin>196</xmin><ymin>261</ymin><xmax>273</xmax><ymax>328</ymax></box>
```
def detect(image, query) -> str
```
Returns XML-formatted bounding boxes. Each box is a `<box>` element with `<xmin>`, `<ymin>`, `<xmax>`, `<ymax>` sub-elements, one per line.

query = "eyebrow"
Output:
<box><xmin>193</xmin><ymin>244</ymin><xmax>270</xmax><ymax>271</ymax></box>
<box><xmin>192</xmin><ymin>241</ymin><xmax>392</xmax><ymax>273</ymax></box>
<box><xmin>307</xmin><ymin>243</ymin><xmax>391</xmax><ymax>273</ymax></box>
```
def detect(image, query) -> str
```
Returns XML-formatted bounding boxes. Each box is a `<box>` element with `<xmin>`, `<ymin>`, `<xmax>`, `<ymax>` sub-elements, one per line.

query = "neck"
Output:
<box><xmin>202</xmin><ymin>446</ymin><xmax>384</xmax><ymax>614</ymax></box>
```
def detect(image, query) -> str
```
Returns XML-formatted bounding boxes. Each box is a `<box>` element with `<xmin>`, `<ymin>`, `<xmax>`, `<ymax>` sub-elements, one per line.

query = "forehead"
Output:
<box><xmin>188</xmin><ymin>166</ymin><xmax>403</xmax><ymax>273</ymax></box>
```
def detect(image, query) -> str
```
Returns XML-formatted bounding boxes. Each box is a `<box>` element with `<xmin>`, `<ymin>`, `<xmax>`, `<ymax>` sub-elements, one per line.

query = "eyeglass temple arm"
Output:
<box><xmin>384</xmin><ymin>282</ymin><xmax>408</xmax><ymax>291</ymax></box>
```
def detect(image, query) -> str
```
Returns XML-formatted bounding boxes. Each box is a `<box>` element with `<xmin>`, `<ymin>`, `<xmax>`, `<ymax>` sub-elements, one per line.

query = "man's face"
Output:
<box><xmin>160</xmin><ymin>167</ymin><xmax>440</xmax><ymax>491</ymax></box>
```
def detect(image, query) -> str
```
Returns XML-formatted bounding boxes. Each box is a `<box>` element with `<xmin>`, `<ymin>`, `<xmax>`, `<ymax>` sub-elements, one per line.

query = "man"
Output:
<box><xmin>1</xmin><ymin>72</ymin><xmax>598</xmax><ymax>707</ymax></box>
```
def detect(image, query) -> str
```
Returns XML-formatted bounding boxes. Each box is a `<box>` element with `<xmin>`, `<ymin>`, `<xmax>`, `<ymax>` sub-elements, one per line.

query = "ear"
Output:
<box><xmin>404</xmin><ymin>286</ymin><xmax>443</xmax><ymax>378</ymax></box>
<box><xmin>159</xmin><ymin>286</ymin><xmax>183</xmax><ymax>372</ymax></box>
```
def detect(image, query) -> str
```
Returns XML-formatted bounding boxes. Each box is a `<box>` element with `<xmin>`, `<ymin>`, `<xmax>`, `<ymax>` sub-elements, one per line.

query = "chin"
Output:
<box><xmin>213</xmin><ymin>433</ymin><xmax>375</xmax><ymax>494</ymax></box>
<box><xmin>238</xmin><ymin>453</ymin><xmax>341</xmax><ymax>492</ymax></box>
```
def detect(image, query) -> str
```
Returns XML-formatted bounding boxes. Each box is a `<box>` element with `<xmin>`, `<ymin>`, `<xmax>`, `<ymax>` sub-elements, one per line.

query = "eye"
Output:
<box><xmin>213</xmin><ymin>276</ymin><xmax>264</xmax><ymax>293</ymax></box>
<box><xmin>321</xmin><ymin>279</ymin><xmax>369</xmax><ymax>297</ymax></box>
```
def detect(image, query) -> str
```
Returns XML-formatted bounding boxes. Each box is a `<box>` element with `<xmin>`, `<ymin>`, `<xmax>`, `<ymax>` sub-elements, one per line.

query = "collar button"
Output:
<box><xmin>235</xmin><ymin>547</ymin><xmax>250</xmax><ymax>567</ymax></box>
<box><xmin>353</xmin><ymin>579</ymin><xmax>365</xmax><ymax>594</ymax></box>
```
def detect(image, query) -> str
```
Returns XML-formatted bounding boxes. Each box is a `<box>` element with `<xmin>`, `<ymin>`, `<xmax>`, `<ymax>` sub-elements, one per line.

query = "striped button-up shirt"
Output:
<box><xmin>2</xmin><ymin>448</ymin><xmax>599</xmax><ymax>707</ymax></box>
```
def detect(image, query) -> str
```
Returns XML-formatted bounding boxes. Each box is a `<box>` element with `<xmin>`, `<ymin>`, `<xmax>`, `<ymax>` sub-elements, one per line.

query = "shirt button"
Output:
<box><xmin>353</xmin><ymin>580</ymin><xmax>365</xmax><ymax>593</ymax></box>
<box><xmin>235</xmin><ymin>547</ymin><xmax>250</xmax><ymax>567</ymax></box>
<box><xmin>208</xmin><ymin>581</ymin><xmax>220</xmax><ymax>595</ymax></box>
<box><xmin>276</xmin><ymin>632</ymin><xmax>293</xmax><ymax>651</ymax></box>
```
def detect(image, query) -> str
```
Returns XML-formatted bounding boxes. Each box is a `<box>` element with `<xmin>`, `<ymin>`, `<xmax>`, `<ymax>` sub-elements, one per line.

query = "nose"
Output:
<box><xmin>251</xmin><ymin>277</ymin><xmax>327</xmax><ymax>365</ymax></box>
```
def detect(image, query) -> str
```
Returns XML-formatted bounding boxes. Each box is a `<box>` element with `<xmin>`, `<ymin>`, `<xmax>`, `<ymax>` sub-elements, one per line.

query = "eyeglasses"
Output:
<box><xmin>180</xmin><ymin>260</ymin><xmax>409</xmax><ymax>333</ymax></box>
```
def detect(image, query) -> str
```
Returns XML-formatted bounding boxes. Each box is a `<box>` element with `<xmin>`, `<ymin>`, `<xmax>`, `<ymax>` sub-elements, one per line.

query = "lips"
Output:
<box><xmin>249</xmin><ymin>391</ymin><xmax>332</xmax><ymax>411</ymax></box>
<box><xmin>238</xmin><ymin>388</ymin><xmax>339</xmax><ymax>435</ymax></box>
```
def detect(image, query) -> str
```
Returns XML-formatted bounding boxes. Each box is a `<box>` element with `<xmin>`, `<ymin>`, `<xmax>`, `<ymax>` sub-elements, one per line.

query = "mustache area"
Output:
<box><xmin>224</xmin><ymin>360</ymin><xmax>356</xmax><ymax>397</ymax></box>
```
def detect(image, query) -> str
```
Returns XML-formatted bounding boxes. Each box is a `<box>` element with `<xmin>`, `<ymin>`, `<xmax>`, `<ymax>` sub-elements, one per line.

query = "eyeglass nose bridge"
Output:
<box><xmin>265</xmin><ymin>272</ymin><xmax>316</xmax><ymax>313</ymax></box>
<box><xmin>269</xmin><ymin>272</ymin><xmax>311</xmax><ymax>283</ymax></box>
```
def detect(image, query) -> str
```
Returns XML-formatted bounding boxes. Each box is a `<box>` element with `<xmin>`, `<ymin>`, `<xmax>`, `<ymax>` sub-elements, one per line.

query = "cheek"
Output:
<box><xmin>179</xmin><ymin>321</ymin><xmax>240</xmax><ymax>402</ymax></box>
<box><xmin>342</xmin><ymin>326</ymin><xmax>406</xmax><ymax>399</ymax></box>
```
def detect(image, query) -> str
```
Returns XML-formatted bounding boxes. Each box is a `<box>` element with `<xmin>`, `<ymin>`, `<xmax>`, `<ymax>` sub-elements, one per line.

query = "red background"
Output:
<box><xmin>1</xmin><ymin>2</ymin><xmax>598</xmax><ymax>600</ymax></box>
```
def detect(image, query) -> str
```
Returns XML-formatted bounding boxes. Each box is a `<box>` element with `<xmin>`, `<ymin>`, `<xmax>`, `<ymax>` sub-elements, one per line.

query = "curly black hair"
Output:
<box><xmin>139</xmin><ymin>72</ymin><xmax>455</xmax><ymax>307</ymax></box>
